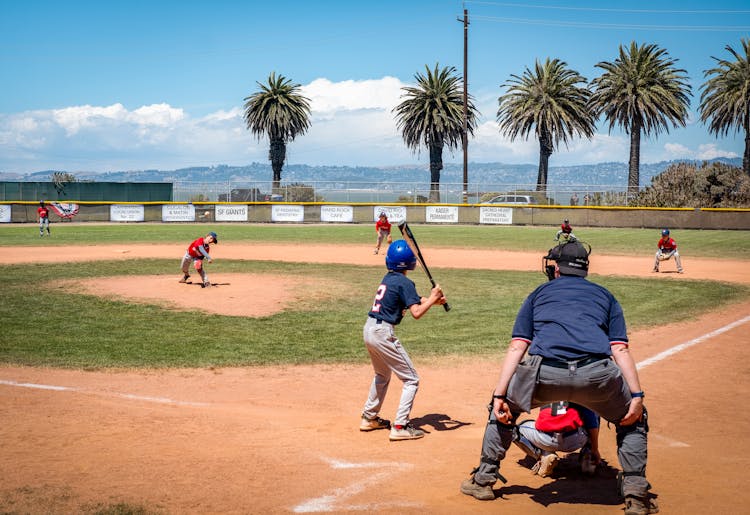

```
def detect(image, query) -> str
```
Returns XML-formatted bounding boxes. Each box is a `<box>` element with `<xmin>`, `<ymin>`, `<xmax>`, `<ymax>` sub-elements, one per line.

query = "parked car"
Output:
<box><xmin>482</xmin><ymin>194</ymin><xmax>537</xmax><ymax>205</ymax></box>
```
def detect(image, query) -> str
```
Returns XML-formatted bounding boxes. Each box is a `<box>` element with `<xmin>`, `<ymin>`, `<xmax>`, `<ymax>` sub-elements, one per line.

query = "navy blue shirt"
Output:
<box><xmin>512</xmin><ymin>276</ymin><xmax>628</xmax><ymax>360</ymax></box>
<box><xmin>368</xmin><ymin>271</ymin><xmax>422</xmax><ymax>325</ymax></box>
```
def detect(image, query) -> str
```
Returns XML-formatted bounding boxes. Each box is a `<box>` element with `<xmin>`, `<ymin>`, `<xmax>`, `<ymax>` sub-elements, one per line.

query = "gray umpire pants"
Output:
<box><xmin>362</xmin><ymin>317</ymin><xmax>419</xmax><ymax>427</ymax></box>
<box><xmin>473</xmin><ymin>356</ymin><xmax>650</xmax><ymax>499</ymax></box>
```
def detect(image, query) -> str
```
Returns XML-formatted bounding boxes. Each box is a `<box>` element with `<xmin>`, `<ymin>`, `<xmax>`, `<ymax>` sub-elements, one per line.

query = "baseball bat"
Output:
<box><xmin>398</xmin><ymin>222</ymin><xmax>451</xmax><ymax>312</ymax></box>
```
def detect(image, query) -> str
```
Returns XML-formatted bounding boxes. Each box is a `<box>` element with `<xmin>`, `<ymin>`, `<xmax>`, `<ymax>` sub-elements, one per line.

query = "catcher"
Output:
<box><xmin>373</xmin><ymin>212</ymin><xmax>393</xmax><ymax>254</ymax></box>
<box><xmin>653</xmin><ymin>228</ymin><xmax>683</xmax><ymax>273</ymax></box>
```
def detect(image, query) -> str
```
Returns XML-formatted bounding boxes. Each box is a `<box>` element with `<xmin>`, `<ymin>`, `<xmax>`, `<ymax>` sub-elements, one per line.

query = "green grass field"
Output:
<box><xmin>2</xmin><ymin>223</ymin><xmax>748</xmax><ymax>368</ymax></box>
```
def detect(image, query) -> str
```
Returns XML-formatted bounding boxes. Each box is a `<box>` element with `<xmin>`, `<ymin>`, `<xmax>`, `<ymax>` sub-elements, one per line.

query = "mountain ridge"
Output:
<box><xmin>2</xmin><ymin>158</ymin><xmax>741</xmax><ymax>188</ymax></box>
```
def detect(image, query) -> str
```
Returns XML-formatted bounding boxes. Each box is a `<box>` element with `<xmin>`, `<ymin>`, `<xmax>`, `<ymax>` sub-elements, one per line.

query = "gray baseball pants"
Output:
<box><xmin>362</xmin><ymin>317</ymin><xmax>419</xmax><ymax>427</ymax></box>
<box><xmin>473</xmin><ymin>357</ymin><xmax>650</xmax><ymax>498</ymax></box>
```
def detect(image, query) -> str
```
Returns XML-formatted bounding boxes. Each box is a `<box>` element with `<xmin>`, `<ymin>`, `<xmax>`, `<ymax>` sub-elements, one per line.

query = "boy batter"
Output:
<box><xmin>360</xmin><ymin>240</ymin><xmax>446</xmax><ymax>441</ymax></box>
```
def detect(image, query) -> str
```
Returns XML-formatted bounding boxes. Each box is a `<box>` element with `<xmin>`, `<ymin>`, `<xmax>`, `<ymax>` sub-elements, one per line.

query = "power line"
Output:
<box><xmin>465</xmin><ymin>1</ymin><xmax>750</xmax><ymax>15</ymax></box>
<box><xmin>471</xmin><ymin>14</ymin><xmax>750</xmax><ymax>32</ymax></box>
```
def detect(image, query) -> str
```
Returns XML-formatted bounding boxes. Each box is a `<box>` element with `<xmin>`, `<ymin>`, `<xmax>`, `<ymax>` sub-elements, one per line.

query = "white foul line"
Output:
<box><xmin>636</xmin><ymin>314</ymin><xmax>750</xmax><ymax>370</ymax></box>
<box><xmin>0</xmin><ymin>379</ymin><xmax>209</xmax><ymax>407</ymax></box>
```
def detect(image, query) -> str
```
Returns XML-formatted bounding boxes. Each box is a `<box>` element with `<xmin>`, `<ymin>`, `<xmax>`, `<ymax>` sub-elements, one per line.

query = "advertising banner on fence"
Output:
<box><xmin>162</xmin><ymin>204</ymin><xmax>195</xmax><ymax>222</ymax></box>
<box><xmin>373</xmin><ymin>206</ymin><xmax>406</xmax><ymax>224</ymax></box>
<box><xmin>479</xmin><ymin>206</ymin><xmax>513</xmax><ymax>225</ymax></box>
<box><xmin>216</xmin><ymin>205</ymin><xmax>248</xmax><ymax>222</ymax></box>
<box><xmin>0</xmin><ymin>205</ymin><xmax>10</xmax><ymax>223</ymax></box>
<box><xmin>425</xmin><ymin>205</ymin><xmax>458</xmax><ymax>223</ymax></box>
<box><xmin>271</xmin><ymin>204</ymin><xmax>304</xmax><ymax>222</ymax></box>
<box><xmin>110</xmin><ymin>204</ymin><xmax>145</xmax><ymax>222</ymax></box>
<box><xmin>320</xmin><ymin>205</ymin><xmax>353</xmax><ymax>223</ymax></box>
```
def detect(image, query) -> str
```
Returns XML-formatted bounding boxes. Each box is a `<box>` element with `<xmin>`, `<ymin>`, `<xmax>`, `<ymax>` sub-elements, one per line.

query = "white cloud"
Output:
<box><xmin>302</xmin><ymin>77</ymin><xmax>404</xmax><ymax>113</ymax></box>
<box><xmin>696</xmin><ymin>143</ymin><xmax>738</xmax><ymax>160</ymax></box>
<box><xmin>0</xmin><ymin>76</ymin><xmax>744</xmax><ymax>174</ymax></box>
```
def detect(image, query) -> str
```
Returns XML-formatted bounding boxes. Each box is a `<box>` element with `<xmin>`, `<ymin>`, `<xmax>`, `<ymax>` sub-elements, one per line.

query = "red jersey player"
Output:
<box><xmin>653</xmin><ymin>228</ymin><xmax>683</xmax><ymax>273</ymax></box>
<box><xmin>179</xmin><ymin>231</ymin><xmax>218</xmax><ymax>287</ymax></box>
<box><xmin>374</xmin><ymin>212</ymin><xmax>392</xmax><ymax>255</ymax></box>
<box><xmin>37</xmin><ymin>201</ymin><xmax>50</xmax><ymax>237</ymax></box>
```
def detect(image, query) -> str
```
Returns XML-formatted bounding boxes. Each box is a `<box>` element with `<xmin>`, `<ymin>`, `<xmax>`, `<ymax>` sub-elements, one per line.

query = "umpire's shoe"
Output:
<box><xmin>460</xmin><ymin>477</ymin><xmax>495</xmax><ymax>501</ymax></box>
<box><xmin>624</xmin><ymin>495</ymin><xmax>659</xmax><ymax>515</ymax></box>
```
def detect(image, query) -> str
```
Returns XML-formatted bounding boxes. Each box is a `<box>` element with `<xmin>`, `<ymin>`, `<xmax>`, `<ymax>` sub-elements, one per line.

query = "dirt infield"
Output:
<box><xmin>2</xmin><ymin>243</ymin><xmax>750</xmax><ymax>514</ymax></box>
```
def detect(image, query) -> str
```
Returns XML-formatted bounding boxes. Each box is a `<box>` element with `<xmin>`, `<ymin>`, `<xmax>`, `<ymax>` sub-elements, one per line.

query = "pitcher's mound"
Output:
<box><xmin>54</xmin><ymin>273</ymin><xmax>309</xmax><ymax>317</ymax></box>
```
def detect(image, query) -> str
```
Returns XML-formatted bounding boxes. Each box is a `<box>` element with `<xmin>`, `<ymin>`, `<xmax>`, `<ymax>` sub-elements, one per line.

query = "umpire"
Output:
<box><xmin>460</xmin><ymin>240</ymin><xmax>656</xmax><ymax>515</ymax></box>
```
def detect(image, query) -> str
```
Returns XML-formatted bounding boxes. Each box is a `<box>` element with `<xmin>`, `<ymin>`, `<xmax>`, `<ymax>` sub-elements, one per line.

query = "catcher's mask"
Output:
<box><xmin>543</xmin><ymin>240</ymin><xmax>592</xmax><ymax>281</ymax></box>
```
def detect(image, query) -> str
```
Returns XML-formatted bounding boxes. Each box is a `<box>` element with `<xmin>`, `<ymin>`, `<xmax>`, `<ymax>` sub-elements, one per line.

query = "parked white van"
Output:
<box><xmin>482</xmin><ymin>194</ymin><xmax>537</xmax><ymax>205</ymax></box>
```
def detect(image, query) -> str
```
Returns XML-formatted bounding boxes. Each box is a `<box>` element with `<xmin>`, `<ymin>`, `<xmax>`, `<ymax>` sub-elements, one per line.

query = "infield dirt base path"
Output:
<box><xmin>2</xmin><ymin>243</ymin><xmax>749</xmax><ymax>514</ymax></box>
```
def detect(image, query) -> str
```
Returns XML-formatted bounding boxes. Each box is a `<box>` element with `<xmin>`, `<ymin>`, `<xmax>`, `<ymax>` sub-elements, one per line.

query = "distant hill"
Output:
<box><xmin>2</xmin><ymin>158</ymin><xmax>742</xmax><ymax>188</ymax></box>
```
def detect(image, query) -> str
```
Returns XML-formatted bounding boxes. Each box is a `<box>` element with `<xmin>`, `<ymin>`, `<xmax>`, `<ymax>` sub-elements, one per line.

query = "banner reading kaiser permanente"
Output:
<box><xmin>425</xmin><ymin>205</ymin><xmax>458</xmax><ymax>223</ymax></box>
<box><xmin>271</xmin><ymin>204</ymin><xmax>304</xmax><ymax>222</ymax></box>
<box><xmin>110</xmin><ymin>204</ymin><xmax>145</xmax><ymax>222</ymax></box>
<box><xmin>162</xmin><ymin>204</ymin><xmax>195</xmax><ymax>222</ymax></box>
<box><xmin>216</xmin><ymin>205</ymin><xmax>248</xmax><ymax>222</ymax></box>
<box><xmin>320</xmin><ymin>205</ymin><xmax>353</xmax><ymax>223</ymax></box>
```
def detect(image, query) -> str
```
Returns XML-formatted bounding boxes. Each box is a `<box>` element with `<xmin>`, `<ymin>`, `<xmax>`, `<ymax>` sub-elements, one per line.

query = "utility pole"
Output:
<box><xmin>459</xmin><ymin>9</ymin><xmax>469</xmax><ymax>203</ymax></box>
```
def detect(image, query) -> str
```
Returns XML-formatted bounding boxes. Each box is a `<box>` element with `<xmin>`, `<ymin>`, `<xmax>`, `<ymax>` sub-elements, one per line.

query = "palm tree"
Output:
<box><xmin>699</xmin><ymin>38</ymin><xmax>750</xmax><ymax>177</ymax></box>
<box><xmin>393</xmin><ymin>64</ymin><xmax>478</xmax><ymax>202</ymax></box>
<box><xmin>243</xmin><ymin>72</ymin><xmax>311</xmax><ymax>190</ymax></box>
<box><xmin>497</xmin><ymin>58</ymin><xmax>595</xmax><ymax>192</ymax></box>
<box><xmin>590</xmin><ymin>42</ymin><xmax>692</xmax><ymax>198</ymax></box>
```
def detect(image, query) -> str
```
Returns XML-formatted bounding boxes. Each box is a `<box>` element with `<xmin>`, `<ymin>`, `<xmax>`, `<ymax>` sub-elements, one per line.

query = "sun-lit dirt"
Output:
<box><xmin>2</xmin><ymin>242</ymin><xmax>749</xmax><ymax>514</ymax></box>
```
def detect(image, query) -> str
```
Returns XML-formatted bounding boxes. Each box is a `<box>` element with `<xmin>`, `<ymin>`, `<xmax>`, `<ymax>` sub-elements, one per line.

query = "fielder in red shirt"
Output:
<box><xmin>374</xmin><ymin>212</ymin><xmax>392</xmax><ymax>255</ymax></box>
<box><xmin>653</xmin><ymin>228</ymin><xmax>683</xmax><ymax>273</ymax></box>
<box><xmin>179</xmin><ymin>231</ymin><xmax>218</xmax><ymax>287</ymax></box>
<box><xmin>37</xmin><ymin>200</ymin><xmax>51</xmax><ymax>237</ymax></box>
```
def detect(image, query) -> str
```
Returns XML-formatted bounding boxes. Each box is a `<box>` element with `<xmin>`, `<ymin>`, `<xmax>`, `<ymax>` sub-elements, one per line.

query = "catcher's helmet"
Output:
<box><xmin>386</xmin><ymin>240</ymin><xmax>416</xmax><ymax>271</ymax></box>
<box><xmin>661</xmin><ymin>228</ymin><xmax>670</xmax><ymax>237</ymax></box>
<box><xmin>208</xmin><ymin>231</ymin><xmax>218</xmax><ymax>243</ymax></box>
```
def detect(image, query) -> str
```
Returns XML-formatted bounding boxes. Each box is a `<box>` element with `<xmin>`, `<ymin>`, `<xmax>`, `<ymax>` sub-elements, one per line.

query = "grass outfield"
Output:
<box><xmin>3</xmin><ymin>222</ymin><xmax>749</xmax><ymax>258</ymax></box>
<box><xmin>2</xmin><ymin>224</ymin><xmax>748</xmax><ymax>368</ymax></box>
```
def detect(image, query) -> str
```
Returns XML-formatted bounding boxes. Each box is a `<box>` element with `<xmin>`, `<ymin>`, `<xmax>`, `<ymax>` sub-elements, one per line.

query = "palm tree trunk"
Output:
<box><xmin>628</xmin><ymin>121</ymin><xmax>642</xmax><ymax>200</ymax></box>
<box><xmin>429</xmin><ymin>140</ymin><xmax>443</xmax><ymax>202</ymax></box>
<box><xmin>536</xmin><ymin>130</ymin><xmax>553</xmax><ymax>192</ymax></box>
<box><xmin>269</xmin><ymin>137</ymin><xmax>286</xmax><ymax>191</ymax></box>
<box><xmin>744</xmin><ymin>104</ymin><xmax>749</xmax><ymax>177</ymax></box>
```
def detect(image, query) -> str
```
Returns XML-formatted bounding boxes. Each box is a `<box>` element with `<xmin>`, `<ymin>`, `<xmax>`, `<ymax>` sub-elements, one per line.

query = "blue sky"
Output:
<box><xmin>1</xmin><ymin>0</ymin><xmax>748</xmax><ymax>174</ymax></box>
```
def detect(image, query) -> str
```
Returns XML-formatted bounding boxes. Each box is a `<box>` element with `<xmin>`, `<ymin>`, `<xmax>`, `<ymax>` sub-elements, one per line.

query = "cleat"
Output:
<box><xmin>359</xmin><ymin>415</ymin><xmax>390</xmax><ymax>432</ymax></box>
<box><xmin>179</xmin><ymin>274</ymin><xmax>190</xmax><ymax>283</ymax></box>
<box><xmin>533</xmin><ymin>453</ymin><xmax>559</xmax><ymax>477</ymax></box>
<box><xmin>389</xmin><ymin>423</ymin><xmax>424</xmax><ymax>441</ymax></box>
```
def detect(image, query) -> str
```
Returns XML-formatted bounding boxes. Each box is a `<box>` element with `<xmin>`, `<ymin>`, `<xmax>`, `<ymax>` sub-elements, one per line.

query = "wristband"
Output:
<box><xmin>630</xmin><ymin>391</ymin><xmax>645</xmax><ymax>398</ymax></box>
<box><xmin>493</xmin><ymin>394</ymin><xmax>506</xmax><ymax>400</ymax></box>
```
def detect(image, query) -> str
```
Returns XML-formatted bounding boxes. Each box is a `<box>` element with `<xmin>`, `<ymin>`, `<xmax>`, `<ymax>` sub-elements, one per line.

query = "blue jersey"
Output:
<box><xmin>512</xmin><ymin>275</ymin><xmax>628</xmax><ymax>360</ymax></box>
<box><xmin>368</xmin><ymin>271</ymin><xmax>422</xmax><ymax>325</ymax></box>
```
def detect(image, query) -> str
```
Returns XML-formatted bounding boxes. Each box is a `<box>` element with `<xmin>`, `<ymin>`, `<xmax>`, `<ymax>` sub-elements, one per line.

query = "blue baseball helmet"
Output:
<box><xmin>385</xmin><ymin>240</ymin><xmax>416</xmax><ymax>271</ymax></box>
<box><xmin>661</xmin><ymin>228</ymin><xmax>670</xmax><ymax>237</ymax></box>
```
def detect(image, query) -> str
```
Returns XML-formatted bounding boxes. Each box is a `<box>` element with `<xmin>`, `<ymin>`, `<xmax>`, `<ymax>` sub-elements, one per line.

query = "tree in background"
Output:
<box><xmin>590</xmin><ymin>42</ymin><xmax>692</xmax><ymax>199</ymax></box>
<box><xmin>497</xmin><ymin>58</ymin><xmax>595</xmax><ymax>192</ymax></box>
<box><xmin>393</xmin><ymin>64</ymin><xmax>478</xmax><ymax>202</ymax></box>
<box><xmin>243</xmin><ymin>72</ymin><xmax>311</xmax><ymax>190</ymax></box>
<box><xmin>631</xmin><ymin>161</ymin><xmax>750</xmax><ymax>208</ymax></box>
<box><xmin>699</xmin><ymin>38</ymin><xmax>750</xmax><ymax>177</ymax></box>
<box><xmin>51</xmin><ymin>171</ymin><xmax>76</xmax><ymax>195</ymax></box>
